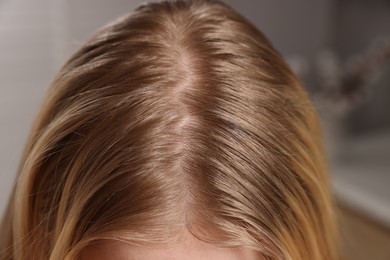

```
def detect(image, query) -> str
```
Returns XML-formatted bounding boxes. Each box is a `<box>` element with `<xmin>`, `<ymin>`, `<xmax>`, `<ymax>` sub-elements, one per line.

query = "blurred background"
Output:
<box><xmin>0</xmin><ymin>0</ymin><xmax>389</xmax><ymax>259</ymax></box>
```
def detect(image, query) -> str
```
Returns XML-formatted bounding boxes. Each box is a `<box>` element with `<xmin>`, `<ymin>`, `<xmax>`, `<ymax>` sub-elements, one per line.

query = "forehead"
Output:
<box><xmin>79</xmin><ymin>230</ymin><xmax>264</xmax><ymax>260</ymax></box>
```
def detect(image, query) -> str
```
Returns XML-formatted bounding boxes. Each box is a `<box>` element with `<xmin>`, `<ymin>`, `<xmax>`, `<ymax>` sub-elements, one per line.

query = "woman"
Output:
<box><xmin>0</xmin><ymin>0</ymin><xmax>340</xmax><ymax>259</ymax></box>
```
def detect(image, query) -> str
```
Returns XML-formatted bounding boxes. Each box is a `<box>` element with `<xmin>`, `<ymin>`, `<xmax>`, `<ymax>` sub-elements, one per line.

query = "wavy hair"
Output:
<box><xmin>0</xmin><ymin>0</ymin><xmax>339</xmax><ymax>259</ymax></box>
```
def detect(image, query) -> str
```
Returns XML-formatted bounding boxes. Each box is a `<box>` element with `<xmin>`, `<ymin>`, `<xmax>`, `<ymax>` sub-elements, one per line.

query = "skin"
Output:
<box><xmin>79</xmin><ymin>229</ymin><xmax>265</xmax><ymax>260</ymax></box>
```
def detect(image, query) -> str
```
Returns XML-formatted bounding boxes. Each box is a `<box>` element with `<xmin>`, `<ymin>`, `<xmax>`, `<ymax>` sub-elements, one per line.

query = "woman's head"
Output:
<box><xmin>1</xmin><ymin>0</ymin><xmax>339</xmax><ymax>259</ymax></box>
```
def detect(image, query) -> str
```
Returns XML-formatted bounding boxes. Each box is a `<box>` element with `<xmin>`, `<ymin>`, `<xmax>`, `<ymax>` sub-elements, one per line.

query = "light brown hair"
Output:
<box><xmin>0</xmin><ymin>0</ymin><xmax>340</xmax><ymax>259</ymax></box>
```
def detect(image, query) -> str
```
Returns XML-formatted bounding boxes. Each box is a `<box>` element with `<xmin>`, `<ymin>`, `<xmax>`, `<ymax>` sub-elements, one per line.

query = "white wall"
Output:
<box><xmin>1</xmin><ymin>0</ymin><xmax>57</xmax><ymax>217</ymax></box>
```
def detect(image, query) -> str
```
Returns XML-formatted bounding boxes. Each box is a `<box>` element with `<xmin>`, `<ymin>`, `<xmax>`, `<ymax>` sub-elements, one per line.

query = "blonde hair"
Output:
<box><xmin>0</xmin><ymin>0</ymin><xmax>340</xmax><ymax>259</ymax></box>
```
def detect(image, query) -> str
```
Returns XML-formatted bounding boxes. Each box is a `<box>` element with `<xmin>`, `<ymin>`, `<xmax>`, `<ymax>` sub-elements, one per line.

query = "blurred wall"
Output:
<box><xmin>0</xmin><ymin>0</ymin><xmax>335</xmax><ymax>218</ymax></box>
<box><xmin>333</xmin><ymin>0</ymin><xmax>390</xmax><ymax>135</ymax></box>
